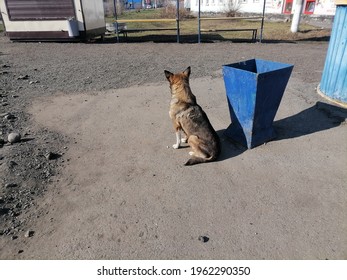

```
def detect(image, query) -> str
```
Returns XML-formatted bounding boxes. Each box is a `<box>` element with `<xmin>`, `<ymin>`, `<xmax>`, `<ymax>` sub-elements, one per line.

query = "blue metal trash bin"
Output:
<box><xmin>223</xmin><ymin>59</ymin><xmax>294</xmax><ymax>149</ymax></box>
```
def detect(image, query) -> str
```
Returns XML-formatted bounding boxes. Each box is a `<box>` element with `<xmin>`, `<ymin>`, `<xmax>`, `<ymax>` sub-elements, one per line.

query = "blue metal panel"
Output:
<box><xmin>223</xmin><ymin>60</ymin><xmax>257</xmax><ymax>147</ymax></box>
<box><xmin>223</xmin><ymin>59</ymin><xmax>293</xmax><ymax>149</ymax></box>
<box><xmin>320</xmin><ymin>5</ymin><xmax>347</xmax><ymax>104</ymax></box>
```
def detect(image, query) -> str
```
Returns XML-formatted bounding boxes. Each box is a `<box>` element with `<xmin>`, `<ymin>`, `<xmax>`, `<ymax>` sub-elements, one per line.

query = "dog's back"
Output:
<box><xmin>165</xmin><ymin>67</ymin><xmax>220</xmax><ymax>165</ymax></box>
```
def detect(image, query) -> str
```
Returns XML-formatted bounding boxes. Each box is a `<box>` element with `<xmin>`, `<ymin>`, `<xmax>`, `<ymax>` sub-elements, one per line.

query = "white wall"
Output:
<box><xmin>189</xmin><ymin>0</ymin><xmax>227</xmax><ymax>13</ymax></box>
<box><xmin>313</xmin><ymin>0</ymin><xmax>336</xmax><ymax>15</ymax></box>
<box><xmin>188</xmin><ymin>0</ymin><xmax>283</xmax><ymax>14</ymax></box>
<box><xmin>187</xmin><ymin>0</ymin><xmax>336</xmax><ymax>15</ymax></box>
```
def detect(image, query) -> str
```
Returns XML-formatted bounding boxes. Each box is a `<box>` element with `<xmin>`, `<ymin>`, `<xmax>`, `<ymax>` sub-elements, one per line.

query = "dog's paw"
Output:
<box><xmin>172</xmin><ymin>144</ymin><xmax>180</xmax><ymax>149</ymax></box>
<box><xmin>181</xmin><ymin>138</ymin><xmax>188</xmax><ymax>143</ymax></box>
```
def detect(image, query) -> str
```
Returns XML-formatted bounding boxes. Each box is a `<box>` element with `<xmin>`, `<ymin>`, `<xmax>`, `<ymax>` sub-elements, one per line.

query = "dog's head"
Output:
<box><xmin>164</xmin><ymin>66</ymin><xmax>191</xmax><ymax>92</ymax></box>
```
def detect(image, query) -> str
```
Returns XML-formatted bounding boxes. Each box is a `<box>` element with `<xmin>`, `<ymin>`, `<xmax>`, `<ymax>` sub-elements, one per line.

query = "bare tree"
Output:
<box><xmin>225</xmin><ymin>0</ymin><xmax>241</xmax><ymax>17</ymax></box>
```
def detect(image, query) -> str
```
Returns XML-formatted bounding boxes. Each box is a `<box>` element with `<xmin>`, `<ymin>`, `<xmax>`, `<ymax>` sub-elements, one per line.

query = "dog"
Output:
<box><xmin>164</xmin><ymin>66</ymin><xmax>220</xmax><ymax>165</ymax></box>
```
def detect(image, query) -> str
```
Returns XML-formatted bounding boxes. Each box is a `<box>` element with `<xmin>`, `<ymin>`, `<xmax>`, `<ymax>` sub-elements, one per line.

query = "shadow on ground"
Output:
<box><xmin>216</xmin><ymin>129</ymin><xmax>247</xmax><ymax>163</ymax></box>
<box><xmin>101</xmin><ymin>30</ymin><xmax>330</xmax><ymax>44</ymax></box>
<box><xmin>274</xmin><ymin>102</ymin><xmax>347</xmax><ymax>141</ymax></box>
<box><xmin>217</xmin><ymin>102</ymin><xmax>346</xmax><ymax>162</ymax></box>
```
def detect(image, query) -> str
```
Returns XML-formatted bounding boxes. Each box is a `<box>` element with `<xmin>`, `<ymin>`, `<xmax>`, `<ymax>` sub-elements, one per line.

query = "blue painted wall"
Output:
<box><xmin>320</xmin><ymin>5</ymin><xmax>347</xmax><ymax>104</ymax></box>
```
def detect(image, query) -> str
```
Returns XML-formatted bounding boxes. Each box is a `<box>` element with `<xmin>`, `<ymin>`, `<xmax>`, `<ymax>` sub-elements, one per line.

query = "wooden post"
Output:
<box><xmin>114</xmin><ymin>0</ymin><xmax>120</xmax><ymax>43</ymax></box>
<box><xmin>176</xmin><ymin>0</ymin><xmax>180</xmax><ymax>43</ymax></box>
<box><xmin>259</xmin><ymin>0</ymin><xmax>266</xmax><ymax>43</ymax></box>
<box><xmin>198</xmin><ymin>0</ymin><xmax>201</xmax><ymax>43</ymax></box>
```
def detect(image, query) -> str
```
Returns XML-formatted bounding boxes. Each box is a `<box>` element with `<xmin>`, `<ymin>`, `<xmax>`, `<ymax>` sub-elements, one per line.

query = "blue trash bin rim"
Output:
<box><xmin>223</xmin><ymin>58</ymin><xmax>293</xmax><ymax>75</ymax></box>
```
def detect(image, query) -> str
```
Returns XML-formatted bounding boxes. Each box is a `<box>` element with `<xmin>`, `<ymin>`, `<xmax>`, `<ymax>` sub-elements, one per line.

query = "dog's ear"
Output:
<box><xmin>183</xmin><ymin>66</ymin><xmax>191</xmax><ymax>78</ymax></box>
<box><xmin>164</xmin><ymin>70</ymin><xmax>173</xmax><ymax>81</ymax></box>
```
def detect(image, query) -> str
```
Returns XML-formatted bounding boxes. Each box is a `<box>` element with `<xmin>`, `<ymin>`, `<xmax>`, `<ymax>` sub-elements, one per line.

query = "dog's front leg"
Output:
<box><xmin>173</xmin><ymin>129</ymin><xmax>181</xmax><ymax>149</ymax></box>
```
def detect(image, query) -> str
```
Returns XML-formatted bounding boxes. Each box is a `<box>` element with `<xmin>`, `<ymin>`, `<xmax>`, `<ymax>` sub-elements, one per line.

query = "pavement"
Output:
<box><xmin>14</xmin><ymin>72</ymin><xmax>346</xmax><ymax>260</ymax></box>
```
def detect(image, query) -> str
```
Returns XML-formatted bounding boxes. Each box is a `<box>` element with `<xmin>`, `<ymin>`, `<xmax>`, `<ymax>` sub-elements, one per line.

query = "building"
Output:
<box><xmin>187</xmin><ymin>0</ymin><xmax>336</xmax><ymax>16</ymax></box>
<box><xmin>1</xmin><ymin>0</ymin><xmax>106</xmax><ymax>41</ymax></box>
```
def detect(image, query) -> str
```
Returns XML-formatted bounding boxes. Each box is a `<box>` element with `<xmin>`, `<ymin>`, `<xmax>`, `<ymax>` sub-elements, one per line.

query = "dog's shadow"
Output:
<box><xmin>217</xmin><ymin>101</ymin><xmax>347</xmax><ymax>162</ymax></box>
<box><xmin>216</xmin><ymin>129</ymin><xmax>247</xmax><ymax>162</ymax></box>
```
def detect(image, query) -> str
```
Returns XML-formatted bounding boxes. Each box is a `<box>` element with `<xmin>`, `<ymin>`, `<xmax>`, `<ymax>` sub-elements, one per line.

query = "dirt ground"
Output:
<box><xmin>0</xmin><ymin>32</ymin><xmax>346</xmax><ymax>260</ymax></box>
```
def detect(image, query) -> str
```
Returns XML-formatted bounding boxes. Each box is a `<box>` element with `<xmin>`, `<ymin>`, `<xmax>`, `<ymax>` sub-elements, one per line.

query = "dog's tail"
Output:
<box><xmin>184</xmin><ymin>155</ymin><xmax>217</xmax><ymax>166</ymax></box>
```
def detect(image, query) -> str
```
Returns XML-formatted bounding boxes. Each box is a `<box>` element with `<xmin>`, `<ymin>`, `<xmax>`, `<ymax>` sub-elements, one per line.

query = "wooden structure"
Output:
<box><xmin>199</xmin><ymin>17</ymin><xmax>263</xmax><ymax>42</ymax></box>
<box><xmin>111</xmin><ymin>0</ymin><xmax>266</xmax><ymax>43</ymax></box>
<box><xmin>113</xmin><ymin>0</ymin><xmax>180</xmax><ymax>43</ymax></box>
<box><xmin>197</xmin><ymin>0</ymin><xmax>266</xmax><ymax>43</ymax></box>
<box><xmin>114</xmin><ymin>18</ymin><xmax>180</xmax><ymax>43</ymax></box>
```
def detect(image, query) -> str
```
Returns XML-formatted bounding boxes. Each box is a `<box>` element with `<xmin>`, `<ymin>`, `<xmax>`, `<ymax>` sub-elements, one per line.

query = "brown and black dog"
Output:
<box><xmin>164</xmin><ymin>66</ymin><xmax>220</xmax><ymax>165</ymax></box>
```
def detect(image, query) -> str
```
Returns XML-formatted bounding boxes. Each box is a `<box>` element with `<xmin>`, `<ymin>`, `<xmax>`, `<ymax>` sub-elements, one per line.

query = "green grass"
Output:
<box><xmin>106</xmin><ymin>9</ymin><xmax>164</xmax><ymax>22</ymax></box>
<box><xmin>120</xmin><ymin>9</ymin><xmax>164</xmax><ymax>20</ymax></box>
<box><xmin>106</xmin><ymin>9</ymin><xmax>176</xmax><ymax>34</ymax></box>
